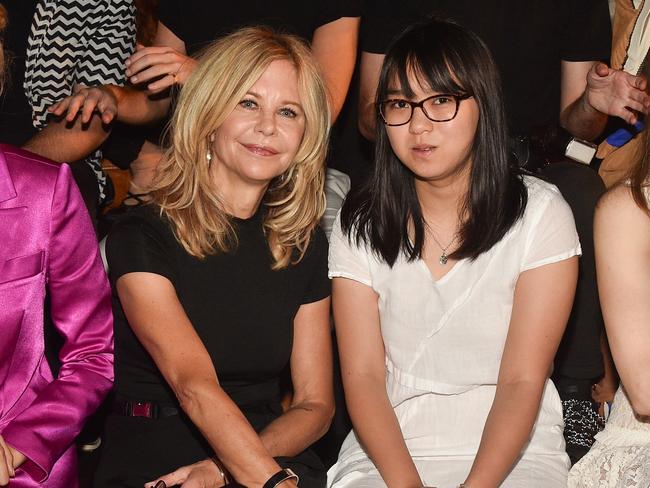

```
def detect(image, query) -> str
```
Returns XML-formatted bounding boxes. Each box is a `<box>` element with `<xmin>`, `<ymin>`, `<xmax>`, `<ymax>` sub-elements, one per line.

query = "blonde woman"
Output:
<box><xmin>93</xmin><ymin>28</ymin><xmax>334</xmax><ymax>488</ymax></box>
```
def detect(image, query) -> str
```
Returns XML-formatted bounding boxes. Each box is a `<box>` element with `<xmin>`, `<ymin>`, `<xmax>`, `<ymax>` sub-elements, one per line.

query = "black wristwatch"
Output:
<box><xmin>263</xmin><ymin>468</ymin><xmax>299</xmax><ymax>488</ymax></box>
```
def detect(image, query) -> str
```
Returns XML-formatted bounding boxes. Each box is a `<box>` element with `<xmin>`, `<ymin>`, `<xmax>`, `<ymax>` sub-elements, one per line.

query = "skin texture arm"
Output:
<box><xmin>594</xmin><ymin>185</ymin><xmax>650</xmax><ymax>416</ymax></box>
<box><xmin>358</xmin><ymin>51</ymin><xmax>384</xmax><ymax>141</ymax></box>
<box><xmin>560</xmin><ymin>60</ymin><xmax>650</xmax><ymax>141</ymax></box>
<box><xmin>463</xmin><ymin>257</ymin><xmax>578</xmax><ymax>487</ymax></box>
<box><xmin>21</xmin><ymin>114</ymin><xmax>110</xmax><ymax>163</ymax></box>
<box><xmin>311</xmin><ymin>16</ymin><xmax>360</xmax><ymax>122</ymax></box>
<box><xmin>333</xmin><ymin>277</ymin><xmax>423</xmax><ymax>488</ymax></box>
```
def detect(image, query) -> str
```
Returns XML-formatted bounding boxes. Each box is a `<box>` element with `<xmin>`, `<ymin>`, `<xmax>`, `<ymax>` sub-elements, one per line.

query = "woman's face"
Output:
<box><xmin>210</xmin><ymin>59</ymin><xmax>306</xmax><ymax>189</ymax></box>
<box><xmin>384</xmin><ymin>71</ymin><xmax>479</xmax><ymax>185</ymax></box>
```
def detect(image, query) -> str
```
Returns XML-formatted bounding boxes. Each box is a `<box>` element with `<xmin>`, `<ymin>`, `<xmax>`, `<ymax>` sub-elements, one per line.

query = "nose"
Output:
<box><xmin>409</xmin><ymin>105</ymin><xmax>433</xmax><ymax>135</ymax></box>
<box><xmin>255</xmin><ymin>109</ymin><xmax>277</xmax><ymax>136</ymax></box>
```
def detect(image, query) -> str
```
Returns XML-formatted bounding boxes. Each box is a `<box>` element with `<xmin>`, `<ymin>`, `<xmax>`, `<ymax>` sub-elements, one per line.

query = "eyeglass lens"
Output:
<box><xmin>381</xmin><ymin>95</ymin><xmax>460</xmax><ymax>125</ymax></box>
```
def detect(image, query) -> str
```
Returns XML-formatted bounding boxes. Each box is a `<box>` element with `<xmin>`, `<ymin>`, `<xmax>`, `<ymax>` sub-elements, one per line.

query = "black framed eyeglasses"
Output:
<box><xmin>379</xmin><ymin>93</ymin><xmax>472</xmax><ymax>126</ymax></box>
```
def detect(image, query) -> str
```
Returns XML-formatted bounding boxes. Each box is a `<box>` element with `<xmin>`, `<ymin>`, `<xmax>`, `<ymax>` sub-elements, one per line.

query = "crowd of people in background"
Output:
<box><xmin>0</xmin><ymin>0</ymin><xmax>649</xmax><ymax>487</ymax></box>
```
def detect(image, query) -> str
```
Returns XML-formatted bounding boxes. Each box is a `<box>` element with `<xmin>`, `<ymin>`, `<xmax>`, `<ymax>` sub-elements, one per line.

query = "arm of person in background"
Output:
<box><xmin>311</xmin><ymin>16</ymin><xmax>360</xmax><ymax>122</ymax></box>
<box><xmin>463</xmin><ymin>256</ymin><xmax>578</xmax><ymax>487</ymax></box>
<box><xmin>333</xmin><ymin>276</ymin><xmax>423</xmax><ymax>488</ymax></box>
<box><xmin>358</xmin><ymin>51</ymin><xmax>384</xmax><ymax>141</ymax></box>
<box><xmin>0</xmin><ymin>162</ymin><xmax>113</xmax><ymax>484</ymax></box>
<box><xmin>21</xmin><ymin>114</ymin><xmax>110</xmax><ymax>163</ymax></box>
<box><xmin>150</xmin><ymin>296</ymin><xmax>334</xmax><ymax>488</ymax></box>
<box><xmin>559</xmin><ymin>60</ymin><xmax>650</xmax><ymax>141</ymax></box>
<box><xmin>594</xmin><ymin>185</ymin><xmax>650</xmax><ymax>416</ymax></box>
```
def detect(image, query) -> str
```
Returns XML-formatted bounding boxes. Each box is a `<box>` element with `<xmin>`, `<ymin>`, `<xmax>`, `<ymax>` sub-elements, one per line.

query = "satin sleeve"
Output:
<box><xmin>1</xmin><ymin>163</ymin><xmax>114</xmax><ymax>483</ymax></box>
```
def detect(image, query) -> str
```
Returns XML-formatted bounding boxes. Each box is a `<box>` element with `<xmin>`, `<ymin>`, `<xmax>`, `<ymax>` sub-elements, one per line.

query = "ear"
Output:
<box><xmin>209</xmin><ymin>132</ymin><xmax>215</xmax><ymax>143</ymax></box>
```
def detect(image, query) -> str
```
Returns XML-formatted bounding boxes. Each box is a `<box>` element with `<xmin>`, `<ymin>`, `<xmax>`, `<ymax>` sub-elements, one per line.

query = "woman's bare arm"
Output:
<box><xmin>464</xmin><ymin>257</ymin><xmax>578</xmax><ymax>488</ymax></box>
<box><xmin>333</xmin><ymin>277</ymin><xmax>423</xmax><ymax>488</ymax></box>
<box><xmin>595</xmin><ymin>185</ymin><xmax>650</xmax><ymax>416</ymax></box>
<box><xmin>259</xmin><ymin>297</ymin><xmax>334</xmax><ymax>456</ymax></box>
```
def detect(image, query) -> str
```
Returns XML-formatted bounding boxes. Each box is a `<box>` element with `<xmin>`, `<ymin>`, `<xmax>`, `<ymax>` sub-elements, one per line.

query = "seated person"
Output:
<box><xmin>92</xmin><ymin>28</ymin><xmax>334</xmax><ymax>488</ymax></box>
<box><xmin>0</xmin><ymin>6</ymin><xmax>114</xmax><ymax>486</ymax></box>
<box><xmin>568</xmin><ymin>92</ymin><xmax>650</xmax><ymax>487</ymax></box>
<box><xmin>328</xmin><ymin>19</ymin><xmax>579</xmax><ymax>487</ymax></box>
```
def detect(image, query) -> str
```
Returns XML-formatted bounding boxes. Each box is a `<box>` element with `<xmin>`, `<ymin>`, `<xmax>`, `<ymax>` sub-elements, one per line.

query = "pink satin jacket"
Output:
<box><xmin>0</xmin><ymin>145</ymin><xmax>114</xmax><ymax>487</ymax></box>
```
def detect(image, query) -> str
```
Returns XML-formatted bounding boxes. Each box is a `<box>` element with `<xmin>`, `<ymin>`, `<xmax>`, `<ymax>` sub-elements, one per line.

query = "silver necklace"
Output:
<box><xmin>427</xmin><ymin>228</ymin><xmax>458</xmax><ymax>265</ymax></box>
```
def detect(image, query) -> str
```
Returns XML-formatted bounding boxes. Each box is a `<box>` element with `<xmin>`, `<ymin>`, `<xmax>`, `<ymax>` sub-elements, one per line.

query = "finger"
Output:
<box><xmin>632</xmin><ymin>74</ymin><xmax>648</xmax><ymax>91</ymax></box>
<box><xmin>48</xmin><ymin>99</ymin><xmax>67</xmax><ymax>115</ymax></box>
<box><xmin>146</xmin><ymin>466</ymin><xmax>191</xmax><ymax>488</ymax></box>
<box><xmin>65</xmin><ymin>94</ymin><xmax>87</xmax><ymax>122</ymax></box>
<box><xmin>147</xmin><ymin>75</ymin><xmax>176</xmax><ymax>94</ymax></box>
<box><xmin>96</xmin><ymin>99</ymin><xmax>117</xmax><ymax>124</ymax></box>
<box><xmin>0</xmin><ymin>444</ymin><xmax>10</xmax><ymax>485</ymax></box>
<box><xmin>130</xmin><ymin>64</ymin><xmax>176</xmax><ymax>85</ymax></box>
<box><xmin>594</xmin><ymin>62</ymin><xmax>610</xmax><ymax>77</ymax></box>
<box><xmin>128</xmin><ymin>53</ymin><xmax>179</xmax><ymax>81</ymax></box>
<box><xmin>126</xmin><ymin>48</ymin><xmax>174</xmax><ymax>73</ymax></box>
<box><xmin>0</xmin><ymin>437</ymin><xmax>14</xmax><ymax>478</ymax></box>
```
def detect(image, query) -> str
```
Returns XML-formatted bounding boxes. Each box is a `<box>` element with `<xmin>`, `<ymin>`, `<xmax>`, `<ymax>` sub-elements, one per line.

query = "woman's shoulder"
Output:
<box><xmin>107</xmin><ymin>204</ymin><xmax>176</xmax><ymax>251</ymax></box>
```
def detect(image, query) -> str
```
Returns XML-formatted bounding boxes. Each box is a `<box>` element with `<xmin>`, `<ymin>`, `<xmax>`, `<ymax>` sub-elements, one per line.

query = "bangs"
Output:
<box><xmin>380</xmin><ymin>19</ymin><xmax>476</xmax><ymax>100</ymax></box>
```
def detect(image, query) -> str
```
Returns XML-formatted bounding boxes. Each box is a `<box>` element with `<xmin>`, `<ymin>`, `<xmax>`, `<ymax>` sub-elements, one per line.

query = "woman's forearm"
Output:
<box><xmin>175</xmin><ymin>379</ymin><xmax>282</xmax><ymax>488</ymax></box>
<box><xmin>259</xmin><ymin>400</ymin><xmax>333</xmax><ymax>457</ymax></box>
<box><xmin>345</xmin><ymin>377</ymin><xmax>422</xmax><ymax>488</ymax></box>
<box><xmin>464</xmin><ymin>380</ymin><xmax>545</xmax><ymax>488</ymax></box>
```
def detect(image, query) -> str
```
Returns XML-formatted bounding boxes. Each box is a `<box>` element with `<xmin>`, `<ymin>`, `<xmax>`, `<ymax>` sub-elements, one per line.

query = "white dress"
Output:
<box><xmin>567</xmin><ymin>387</ymin><xmax>650</xmax><ymax>487</ymax></box>
<box><xmin>327</xmin><ymin>177</ymin><xmax>580</xmax><ymax>488</ymax></box>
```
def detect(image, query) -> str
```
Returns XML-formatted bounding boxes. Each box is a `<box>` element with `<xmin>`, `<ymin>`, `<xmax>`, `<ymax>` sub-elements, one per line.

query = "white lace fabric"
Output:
<box><xmin>568</xmin><ymin>387</ymin><xmax>650</xmax><ymax>487</ymax></box>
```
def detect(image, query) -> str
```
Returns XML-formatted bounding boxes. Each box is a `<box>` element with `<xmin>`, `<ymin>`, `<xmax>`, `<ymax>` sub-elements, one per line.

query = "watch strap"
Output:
<box><xmin>263</xmin><ymin>468</ymin><xmax>299</xmax><ymax>488</ymax></box>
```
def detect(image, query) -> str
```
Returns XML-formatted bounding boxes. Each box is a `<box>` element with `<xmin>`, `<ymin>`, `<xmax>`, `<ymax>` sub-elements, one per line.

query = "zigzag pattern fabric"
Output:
<box><xmin>24</xmin><ymin>0</ymin><xmax>136</xmax><ymax>203</ymax></box>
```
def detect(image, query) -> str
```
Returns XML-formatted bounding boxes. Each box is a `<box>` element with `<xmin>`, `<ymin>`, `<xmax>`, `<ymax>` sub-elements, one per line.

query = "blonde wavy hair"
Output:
<box><xmin>151</xmin><ymin>27</ymin><xmax>330</xmax><ymax>269</ymax></box>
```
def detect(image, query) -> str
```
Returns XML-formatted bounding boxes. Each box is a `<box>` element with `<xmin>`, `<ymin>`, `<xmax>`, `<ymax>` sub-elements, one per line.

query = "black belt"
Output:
<box><xmin>113</xmin><ymin>399</ymin><xmax>180</xmax><ymax>419</ymax></box>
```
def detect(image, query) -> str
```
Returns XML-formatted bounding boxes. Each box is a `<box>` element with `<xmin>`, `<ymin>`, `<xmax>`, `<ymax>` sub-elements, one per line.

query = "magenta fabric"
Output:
<box><xmin>0</xmin><ymin>144</ymin><xmax>114</xmax><ymax>487</ymax></box>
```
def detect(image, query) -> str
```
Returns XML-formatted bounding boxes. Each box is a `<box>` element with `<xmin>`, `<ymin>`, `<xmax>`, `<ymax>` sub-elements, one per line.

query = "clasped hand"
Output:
<box><xmin>586</xmin><ymin>62</ymin><xmax>650</xmax><ymax>125</ymax></box>
<box><xmin>125</xmin><ymin>44</ymin><xmax>197</xmax><ymax>94</ymax></box>
<box><xmin>0</xmin><ymin>435</ymin><xmax>26</xmax><ymax>486</ymax></box>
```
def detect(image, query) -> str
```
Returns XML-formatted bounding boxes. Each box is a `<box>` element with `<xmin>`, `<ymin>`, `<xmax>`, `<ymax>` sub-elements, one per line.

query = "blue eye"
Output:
<box><xmin>279</xmin><ymin>107</ymin><xmax>298</xmax><ymax>118</ymax></box>
<box><xmin>239</xmin><ymin>99</ymin><xmax>258</xmax><ymax>110</ymax></box>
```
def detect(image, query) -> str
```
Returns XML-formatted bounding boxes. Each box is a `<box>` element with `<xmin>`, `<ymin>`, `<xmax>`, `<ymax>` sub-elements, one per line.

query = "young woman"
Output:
<box><xmin>328</xmin><ymin>19</ymin><xmax>579</xmax><ymax>488</ymax></box>
<box><xmin>93</xmin><ymin>28</ymin><xmax>334</xmax><ymax>488</ymax></box>
<box><xmin>567</xmin><ymin>117</ymin><xmax>650</xmax><ymax>487</ymax></box>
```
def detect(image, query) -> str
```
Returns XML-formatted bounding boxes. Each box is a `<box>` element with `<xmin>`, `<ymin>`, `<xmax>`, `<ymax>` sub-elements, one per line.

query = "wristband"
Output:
<box><xmin>263</xmin><ymin>468</ymin><xmax>299</xmax><ymax>488</ymax></box>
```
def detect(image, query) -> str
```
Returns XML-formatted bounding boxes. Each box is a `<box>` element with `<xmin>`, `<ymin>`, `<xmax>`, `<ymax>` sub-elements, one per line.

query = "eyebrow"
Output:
<box><xmin>246</xmin><ymin>91</ymin><xmax>303</xmax><ymax>110</ymax></box>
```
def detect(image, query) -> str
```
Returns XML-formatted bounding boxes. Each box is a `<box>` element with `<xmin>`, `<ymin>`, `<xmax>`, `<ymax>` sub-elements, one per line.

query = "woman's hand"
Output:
<box><xmin>146</xmin><ymin>459</ymin><xmax>226</xmax><ymax>488</ymax></box>
<box><xmin>48</xmin><ymin>84</ymin><xmax>118</xmax><ymax>125</ymax></box>
<box><xmin>0</xmin><ymin>435</ymin><xmax>26</xmax><ymax>486</ymax></box>
<box><xmin>126</xmin><ymin>44</ymin><xmax>197</xmax><ymax>93</ymax></box>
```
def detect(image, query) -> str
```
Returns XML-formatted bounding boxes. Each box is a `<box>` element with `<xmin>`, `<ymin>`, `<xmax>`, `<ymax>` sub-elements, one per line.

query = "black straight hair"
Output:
<box><xmin>341</xmin><ymin>18</ymin><xmax>527</xmax><ymax>266</ymax></box>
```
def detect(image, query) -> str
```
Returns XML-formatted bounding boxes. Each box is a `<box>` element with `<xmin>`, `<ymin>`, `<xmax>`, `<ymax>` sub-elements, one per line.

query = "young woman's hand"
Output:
<box><xmin>0</xmin><ymin>435</ymin><xmax>26</xmax><ymax>486</ymax></box>
<box><xmin>146</xmin><ymin>458</ymin><xmax>226</xmax><ymax>488</ymax></box>
<box><xmin>125</xmin><ymin>44</ymin><xmax>197</xmax><ymax>93</ymax></box>
<box><xmin>48</xmin><ymin>84</ymin><xmax>119</xmax><ymax>125</ymax></box>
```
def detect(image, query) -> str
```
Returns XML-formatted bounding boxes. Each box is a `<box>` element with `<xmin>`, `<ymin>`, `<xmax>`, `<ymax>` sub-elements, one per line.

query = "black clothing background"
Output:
<box><xmin>361</xmin><ymin>0</ymin><xmax>612</xmax><ymax>134</ymax></box>
<box><xmin>157</xmin><ymin>0</ymin><xmax>361</xmax><ymax>56</ymax></box>
<box><xmin>0</xmin><ymin>0</ymin><xmax>40</xmax><ymax>146</ymax></box>
<box><xmin>106</xmin><ymin>205</ymin><xmax>330</xmax><ymax>405</ymax></box>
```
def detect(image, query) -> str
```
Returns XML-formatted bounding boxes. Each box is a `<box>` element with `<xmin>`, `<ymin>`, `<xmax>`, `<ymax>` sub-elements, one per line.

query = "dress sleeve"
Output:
<box><xmin>559</xmin><ymin>0</ymin><xmax>612</xmax><ymax>62</ymax></box>
<box><xmin>106</xmin><ymin>207</ymin><xmax>176</xmax><ymax>285</ymax></box>
<box><xmin>1</xmin><ymin>163</ymin><xmax>114</xmax><ymax>483</ymax></box>
<box><xmin>521</xmin><ymin>184</ymin><xmax>582</xmax><ymax>273</ymax></box>
<box><xmin>301</xmin><ymin>226</ymin><xmax>332</xmax><ymax>304</ymax></box>
<box><xmin>328</xmin><ymin>214</ymin><xmax>373</xmax><ymax>287</ymax></box>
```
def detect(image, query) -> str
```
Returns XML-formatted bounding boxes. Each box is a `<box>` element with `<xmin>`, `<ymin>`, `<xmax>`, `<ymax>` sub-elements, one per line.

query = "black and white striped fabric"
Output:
<box><xmin>24</xmin><ymin>0</ymin><xmax>136</xmax><ymax>203</ymax></box>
